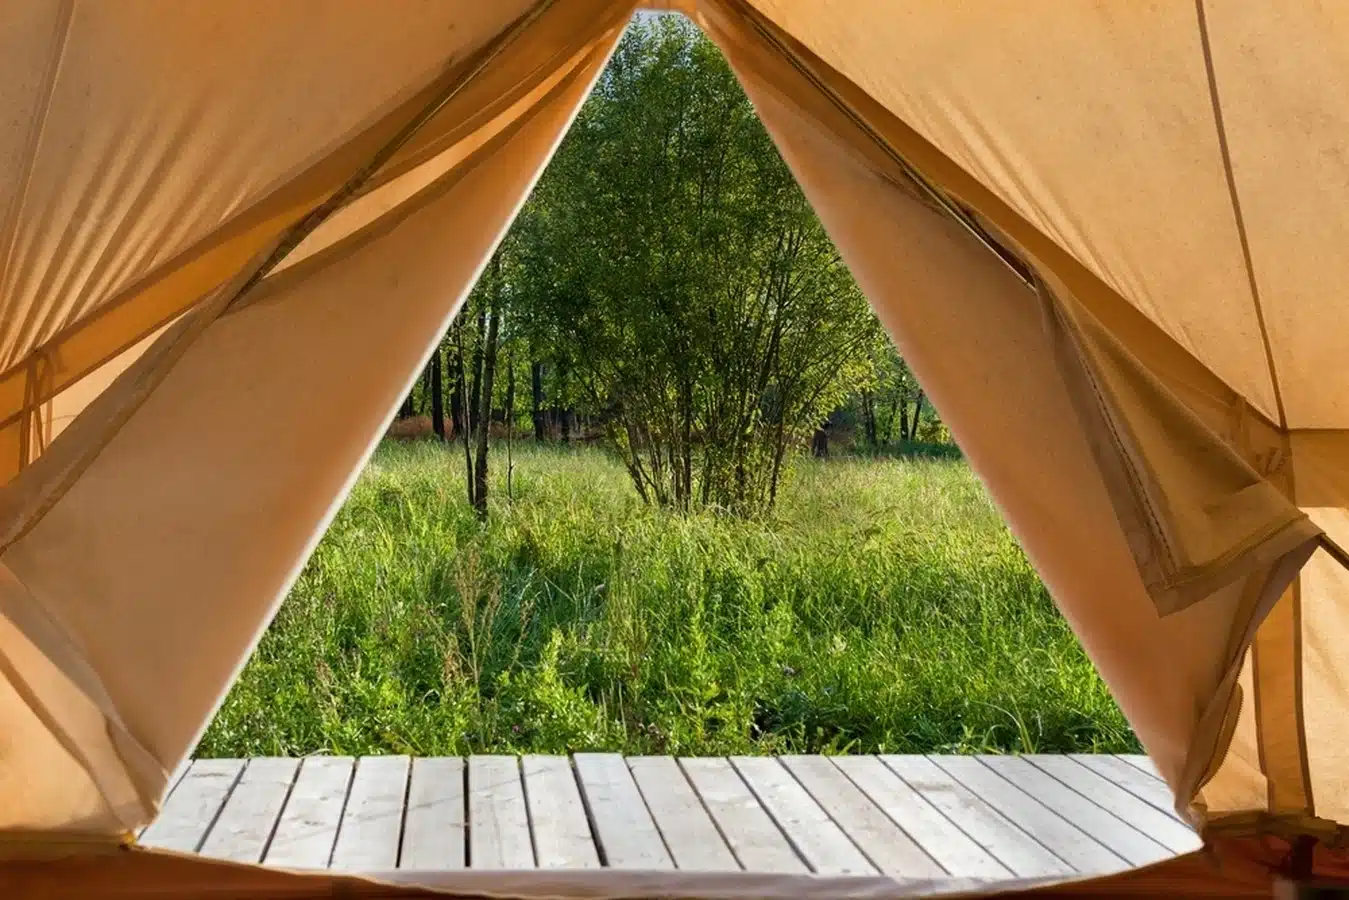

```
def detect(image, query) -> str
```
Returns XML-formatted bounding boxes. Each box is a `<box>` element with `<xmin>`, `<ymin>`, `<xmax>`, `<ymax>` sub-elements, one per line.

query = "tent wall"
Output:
<box><xmin>0</xmin><ymin>1</ymin><xmax>631</xmax><ymax>837</ymax></box>
<box><xmin>733</xmin><ymin>0</ymin><xmax>1349</xmax><ymax>433</ymax></box>
<box><xmin>696</xmin><ymin>0</ymin><xmax>1338</xmax><ymax>839</ymax></box>
<box><xmin>0</xmin><ymin>0</ymin><xmax>610</xmax><ymax>487</ymax></box>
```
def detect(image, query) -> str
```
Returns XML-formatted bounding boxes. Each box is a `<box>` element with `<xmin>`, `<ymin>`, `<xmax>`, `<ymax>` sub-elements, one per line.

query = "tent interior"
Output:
<box><xmin>3</xmin><ymin>0</ymin><xmax>1349</xmax><ymax>895</ymax></box>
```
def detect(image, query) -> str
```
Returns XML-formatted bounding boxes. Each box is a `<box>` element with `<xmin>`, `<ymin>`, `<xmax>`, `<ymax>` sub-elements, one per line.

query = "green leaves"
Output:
<box><xmin>505</xmin><ymin>17</ymin><xmax>882</xmax><ymax>514</ymax></box>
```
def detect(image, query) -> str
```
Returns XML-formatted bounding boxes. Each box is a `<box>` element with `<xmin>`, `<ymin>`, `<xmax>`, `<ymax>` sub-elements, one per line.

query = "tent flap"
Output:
<box><xmin>0</xmin><ymin>0</ymin><xmax>631</xmax><ymax>836</ymax></box>
<box><xmin>1038</xmin><ymin>277</ymin><xmax>1321</xmax><ymax>618</ymax></box>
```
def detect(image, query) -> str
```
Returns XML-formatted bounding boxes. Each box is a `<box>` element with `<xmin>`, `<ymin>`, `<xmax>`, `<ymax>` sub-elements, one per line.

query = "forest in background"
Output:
<box><xmin>394</xmin><ymin>16</ymin><xmax>946</xmax><ymax>519</ymax></box>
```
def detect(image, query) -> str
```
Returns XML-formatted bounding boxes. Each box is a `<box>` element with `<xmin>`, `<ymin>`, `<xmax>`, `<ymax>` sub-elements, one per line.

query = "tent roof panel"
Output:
<box><xmin>745</xmin><ymin>0</ymin><xmax>1280</xmax><ymax>422</ymax></box>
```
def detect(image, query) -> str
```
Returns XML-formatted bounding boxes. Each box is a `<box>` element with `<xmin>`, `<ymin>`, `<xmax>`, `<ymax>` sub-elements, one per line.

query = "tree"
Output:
<box><xmin>515</xmin><ymin>17</ymin><xmax>880</xmax><ymax>514</ymax></box>
<box><xmin>392</xmin><ymin>15</ymin><xmax>946</xmax><ymax>509</ymax></box>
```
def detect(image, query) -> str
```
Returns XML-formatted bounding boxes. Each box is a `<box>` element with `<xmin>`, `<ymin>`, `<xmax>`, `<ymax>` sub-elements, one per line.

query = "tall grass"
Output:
<box><xmin>198</xmin><ymin>441</ymin><xmax>1135</xmax><ymax>758</ymax></box>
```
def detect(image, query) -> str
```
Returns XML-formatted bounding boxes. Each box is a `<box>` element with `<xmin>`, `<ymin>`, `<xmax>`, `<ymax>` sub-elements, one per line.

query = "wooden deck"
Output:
<box><xmin>138</xmin><ymin>754</ymin><xmax>1200</xmax><ymax>881</ymax></box>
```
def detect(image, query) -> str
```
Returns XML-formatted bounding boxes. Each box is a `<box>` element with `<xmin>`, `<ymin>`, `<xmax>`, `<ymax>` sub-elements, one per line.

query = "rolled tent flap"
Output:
<box><xmin>0</xmin><ymin>1</ymin><xmax>630</xmax><ymax>837</ymax></box>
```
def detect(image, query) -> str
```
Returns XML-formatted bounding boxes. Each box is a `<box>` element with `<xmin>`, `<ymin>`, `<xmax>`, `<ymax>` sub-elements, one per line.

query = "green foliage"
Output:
<box><xmin>198</xmin><ymin>441</ymin><xmax>1135</xmax><ymax>758</ymax></box>
<box><xmin>506</xmin><ymin>18</ymin><xmax>883</xmax><ymax>514</ymax></box>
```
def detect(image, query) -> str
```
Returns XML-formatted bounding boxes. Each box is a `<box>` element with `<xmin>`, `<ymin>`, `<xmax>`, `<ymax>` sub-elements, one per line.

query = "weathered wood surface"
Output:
<box><xmin>141</xmin><ymin>754</ymin><xmax>1199</xmax><ymax>879</ymax></box>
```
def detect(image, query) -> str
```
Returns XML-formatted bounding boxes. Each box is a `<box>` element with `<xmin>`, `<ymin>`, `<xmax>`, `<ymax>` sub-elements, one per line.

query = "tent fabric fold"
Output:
<box><xmin>0</xmin><ymin>0</ymin><xmax>633</xmax><ymax>836</ymax></box>
<box><xmin>2</xmin><ymin>0</ymin><xmax>1349</xmax><ymax>894</ymax></box>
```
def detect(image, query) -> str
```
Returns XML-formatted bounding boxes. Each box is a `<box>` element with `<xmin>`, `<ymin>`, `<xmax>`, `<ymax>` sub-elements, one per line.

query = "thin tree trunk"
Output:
<box><xmin>472</xmin><ymin>268</ymin><xmax>503</xmax><ymax>519</ymax></box>
<box><xmin>506</xmin><ymin>350</ymin><xmax>516</xmax><ymax>501</ymax></box>
<box><xmin>398</xmin><ymin>394</ymin><xmax>415</xmax><ymax>419</ymax></box>
<box><xmin>468</xmin><ymin>296</ymin><xmax>487</xmax><ymax>432</ymax></box>
<box><xmin>884</xmin><ymin>394</ymin><xmax>900</xmax><ymax>445</ymax></box>
<box><xmin>898</xmin><ymin>398</ymin><xmax>910</xmax><ymax>445</ymax></box>
<box><xmin>421</xmin><ymin>363</ymin><xmax>434</xmax><ymax>414</ymax></box>
<box><xmin>811</xmin><ymin>422</ymin><xmax>829</xmax><ymax>458</ymax></box>
<box><xmin>861</xmin><ymin>388</ymin><xmax>877</xmax><ymax>447</ymax></box>
<box><xmin>680</xmin><ymin>378</ymin><xmax>693</xmax><ymax>510</ymax></box>
<box><xmin>454</xmin><ymin>324</ymin><xmax>475</xmax><ymax>508</ymax></box>
<box><xmin>907</xmin><ymin>392</ymin><xmax>926</xmax><ymax>441</ymax></box>
<box><xmin>504</xmin><ymin>354</ymin><xmax>516</xmax><ymax>442</ymax></box>
<box><xmin>430</xmin><ymin>345</ymin><xmax>446</xmax><ymax>440</ymax></box>
<box><xmin>449</xmin><ymin>375</ymin><xmax>463</xmax><ymax>440</ymax></box>
<box><xmin>531</xmin><ymin>360</ymin><xmax>545</xmax><ymax>441</ymax></box>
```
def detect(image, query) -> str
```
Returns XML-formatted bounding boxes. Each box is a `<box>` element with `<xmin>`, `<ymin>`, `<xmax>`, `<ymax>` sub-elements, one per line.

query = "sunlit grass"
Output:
<box><xmin>198</xmin><ymin>440</ymin><xmax>1135</xmax><ymax>758</ymax></box>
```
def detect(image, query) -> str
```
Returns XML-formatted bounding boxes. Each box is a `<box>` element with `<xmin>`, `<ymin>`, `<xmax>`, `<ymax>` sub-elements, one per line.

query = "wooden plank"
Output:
<box><xmin>731</xmin><ymin>756</ymin><xmax>875</xmax><ymax>876</ymax></box>
<box><xmin>980</xmin><ymin>756</ymin><xmax>1171</xmax><ymax>868</ymax></box>
<box><xmin>628</xmin><ymin>756</ymin><xmax>737</xmax><ymax>871</ymax></box>
<box><xmin>330</xmin><ymin>756</ymin><xmax>410</xmax><ymax>871</ymax></box>
<box><xmin>782</xmin><ymin>756</ymin><xmax>942</xmax><ymax>878</ymax></box>
<box><xmin>574</xmin><ymin>753</ymin><xmax>672</xmax><ymax>870</ymax></box>
<box><xmin>881</xmin><ymin>755</ymin><xmax>1072</xmax><ymax>878</ymax></box>
<box><xmin>679</xmin><ymin>758</ymin><xmax>805</xmax><ymax>873</ymax></box>
<box><xmin>469</xmin><ymin>756</ymin><xmax>534</xmax><ymax>869</ymax></box>
<box><xmin>1118</xmin><ymin>754</ymin><xmax>1165</xmax><ymax>781</ymax></box>
<box><xmin>1071</xmin><ymin>754</ymin><xmax>1179</xmax><ymax>817</ymax></box>
<box><xmin>139</xmin><ymin>759</ymin><xmax>244</xmax><ymax>853</ymax></box>
<box><xmin>264</xmin><ymin>756</ymin><xmax>355</xmax><ymax>868</ymax></box>
<box><xmin>400</xmin><ymin>757</ymin><xmax>466</xmax><ymax>870</ymax></box>
<box><xmin>198</xmin><ymin>758</ymin><xmax>299</xmax><ymax>863</ymax></box>
<box><xmin>834</xmin><ymin>755</ymin><xmax>1007</xmax><ymax>878</ymax></box>
<box><xmin>934</xmin><ymin>756</ymin><xmax>1128</xmax><ymax>874</ymax></box>
<box><xmin>1026</xmin><ymin>755</ymin><xmax>1200</xmax><ymax>854</ymax></box>
<box><xmin>523</xmin><ymin>756</ymin><xmax>599</xmax><ymax>869</ymax></box>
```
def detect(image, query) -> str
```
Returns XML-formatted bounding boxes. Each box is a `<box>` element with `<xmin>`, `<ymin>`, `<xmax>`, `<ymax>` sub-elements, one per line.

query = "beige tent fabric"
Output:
<box><xmin>694</xmin><ymin>1</ymin><xmax>1331</xmax><ymax>838</ymax></box>
<box><xmin>0</xmin><ymin>0</ymin><xmax>1346</xmax><ymax>889</ymax></box>
<box><xmin>0</xmin><ymin>0</ymin><xmax>611</xmax><ymax>486</ymax></box>
<box><xmin>0</xmin><ymin>3</ymin><xmax>629</xmax><ymax>836</ymax></box>
<box><xmin>736</xmin><ymin>1</ymin><xmax>1280</xmax><ymax>426</ymax></box>
<box><xmin>1200</xmin><ymin>433</ymin><xmax>1349</xmax><ymax>837</ymax></box>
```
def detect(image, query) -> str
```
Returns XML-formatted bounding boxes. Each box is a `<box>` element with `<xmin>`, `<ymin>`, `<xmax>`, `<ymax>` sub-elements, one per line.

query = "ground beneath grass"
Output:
<box><xmin>198</xmin><ymin>440</ymin><xmax>1135</xmax><ymax>758</ymax></box>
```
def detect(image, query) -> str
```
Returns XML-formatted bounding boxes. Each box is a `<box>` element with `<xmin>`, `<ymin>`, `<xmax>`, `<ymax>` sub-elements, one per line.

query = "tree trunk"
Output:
<box><xmin>861</xmin><ymin>388</ymin><xmax>877</xmax><ymax>447</ymax></box>
<box><xmin>907</xmin><ymin>392</ymin><xmax>926</xmax><ymax>441</ymax></box>
<box><xmin>530</xmin><ymin>361</ymin><xmax>546</xmax><ymax>441</ymax></box>
<box><xmin>472</xmin><ymin>266</ymin><xmax>504</xmax><ymax>519</ymax></box>
<box><xmin>811</xmin><ymin>422</ymin><xmax>829</xmax><ymax>458</ymax></box>
<box><xmin>506</xmin><ymin>351</ymin><xmax>516</xmax><ymax>500</ymax></box>
<box><xmin>420</xmin><ymin>363</ymin><xmax>434</xmax><ymax>414</ymax></box>
<box><xmin>398</xmin><ymin>393</ymin><xmax>415</xmax><ymax>420</ymax></box>
<box><xmin>430</xmin><ymin>345</ymin><xmax>446</xmax><ymax>440</ymax></box>
<box><xmin>449</xmin><ymin>375</ymin><xmax>463</xmax><ymax>439</ymax></box>
<box><xmin>898</xmin><ymin>399</ymin><xmax>910</xmax><ymax>445</ymax></box>
<box><xmin>680</xmin><ymin>378</ymin><xmax>693</xmax><ymax>510</ymax></box>
<box><xmin>504</xmin><ymin>355</ymin><xmax>516</xmax><ymax>439</ymax></box>
<box><xmin>454</xmin><ymin>324</ymin><xmax>475</xmax><ymax>508</ymax></box>
<box><xmin>884</xmin><ymin>394</ymin><xmax>900</xmax><ymax>445</ymax></box>
<box><xmin>468</xmin><ymin>297</ymin><xmax>488</xmax><ymax>433</ymax></box>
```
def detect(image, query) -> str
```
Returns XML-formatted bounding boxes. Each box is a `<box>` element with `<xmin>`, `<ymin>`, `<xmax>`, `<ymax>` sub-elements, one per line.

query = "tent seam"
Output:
<box><xmin>0</xmin><ymin>0</ymin><xmax>75</xmax><ymax>314</ymax></box>
<box><xmin>1193</xmin><ymin>0</ymin><xmax>1287</xmax><ymax>429</ymax></box>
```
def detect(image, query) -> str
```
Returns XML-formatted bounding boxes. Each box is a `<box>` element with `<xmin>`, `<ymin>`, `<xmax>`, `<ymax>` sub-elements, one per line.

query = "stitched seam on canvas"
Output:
<box><xmin>1194</xmin><ymin>0</ymin><xmax>1287</xmax><ymax>427</ymax></box>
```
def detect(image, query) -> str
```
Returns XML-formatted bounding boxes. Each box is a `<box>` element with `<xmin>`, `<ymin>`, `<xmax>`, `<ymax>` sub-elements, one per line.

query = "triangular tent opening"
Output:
<box><xmin>1</xmin><ymin>1</ymin><xmax>1346</xmax><ymax>896</ymax></box>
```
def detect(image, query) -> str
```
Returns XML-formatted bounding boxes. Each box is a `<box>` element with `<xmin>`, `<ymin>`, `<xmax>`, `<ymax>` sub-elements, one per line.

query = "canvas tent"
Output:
<box><xmin>1</xmin><ymin>0</ymin><xmax>1347</xmax><ymax>895</ymax></box>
